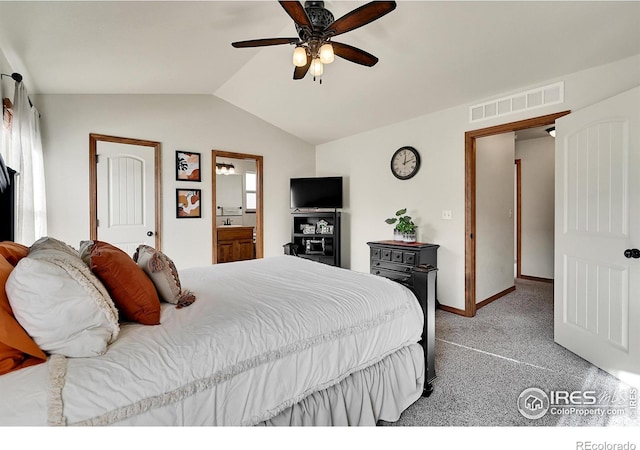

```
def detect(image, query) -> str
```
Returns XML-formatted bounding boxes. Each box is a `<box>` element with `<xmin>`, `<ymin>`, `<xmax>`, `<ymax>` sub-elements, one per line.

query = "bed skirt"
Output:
<box><xmin>60</xmin><ymin>342</ymin><xmax>424</xmax><ymax>426</ymax></box>
<box><xmin>259</xmin><ymin>343</ymin><xmax>424</xmax><ymax>426</ymax></box>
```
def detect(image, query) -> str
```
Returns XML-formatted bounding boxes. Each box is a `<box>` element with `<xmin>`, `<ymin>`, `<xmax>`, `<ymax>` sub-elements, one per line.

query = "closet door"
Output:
<box><xmin>96</xmin><ymin>142</ymin><xmax>156</xmax><ymax>254</ymax></box>
<box><xmin>90</xmin><ymin>134</ymin><xmax>161</xmax><ymax>254</ymax></box>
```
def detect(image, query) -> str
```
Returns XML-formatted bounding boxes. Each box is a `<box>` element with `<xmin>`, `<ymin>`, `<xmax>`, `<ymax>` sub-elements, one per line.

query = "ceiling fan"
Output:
<box><xmin>231</xmin><ymin>1</ymin><xmax>397</xmax><ymax>81</ymax></box>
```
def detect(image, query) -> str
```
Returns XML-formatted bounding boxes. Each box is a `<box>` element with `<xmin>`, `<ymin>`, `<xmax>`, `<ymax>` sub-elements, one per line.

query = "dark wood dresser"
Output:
<box><xmin>367</xmin><ymin>240</ymin><xmax>438</xmax><ymax>283</ymax></box>
<box><xmin>367</xmin><ymin>240</ymin><xmax>439</xmax><ymax>396</ymax></box>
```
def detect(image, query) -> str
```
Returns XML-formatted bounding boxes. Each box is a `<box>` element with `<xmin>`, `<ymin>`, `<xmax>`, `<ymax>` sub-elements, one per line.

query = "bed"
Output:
<box><xmin>0</xmin><ymin>239</ymin><xmax>433</xmax><ymax>426</ymax></box>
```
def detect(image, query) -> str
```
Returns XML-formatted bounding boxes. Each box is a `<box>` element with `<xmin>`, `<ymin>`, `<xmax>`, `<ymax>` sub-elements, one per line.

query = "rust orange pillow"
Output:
<box><xmin>80</xmin><ymin>240</ymin><xmax>161</xmax><ymax>325</ymax></box>
<box><xmin>0</xmin><ymin>241</ymin><xmax>29</xmax><ymax>266</ymax></box>
<box><xmin>0</xmin><ymin>255</ymin><xmax>47</xmax><ymax>375</ymax></box>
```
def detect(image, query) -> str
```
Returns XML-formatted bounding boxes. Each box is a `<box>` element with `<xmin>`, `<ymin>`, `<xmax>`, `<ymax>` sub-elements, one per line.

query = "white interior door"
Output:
<box><xmin>554</xmin><ymin>86</ymin><xmax>640</xmax><ymax>388</ymax></box>
<box><xmin>96</xmin><ymin>141</ymin><xmax>156</xmax><ymax>255</ymax></box>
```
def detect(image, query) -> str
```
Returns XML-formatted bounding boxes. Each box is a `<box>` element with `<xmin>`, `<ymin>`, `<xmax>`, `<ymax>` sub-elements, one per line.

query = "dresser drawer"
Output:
<box><xmin>371</xmin><ymin>247</ymin><xmax>417</xmax><ymax>263</ymax></box>
<box><xmin>403</xmin><ymin>251</ymin><xmax>417</xmax><ymax>265</ymax></box>
<box><xmin>371</xmin><ymin>259</ymin><xmax>414</xmax><ymax>274</ymax></box>
<box><xmin>370</xmin><ymin>267</ymin><xmax>412</xmax><ymax>284</ymax></box>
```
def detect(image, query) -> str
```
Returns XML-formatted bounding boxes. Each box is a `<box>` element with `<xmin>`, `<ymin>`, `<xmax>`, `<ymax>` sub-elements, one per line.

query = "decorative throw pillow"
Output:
<box><xmin>80</xmin><ymin>240</ymin><xmax>161</xmax><ymax>325</ymax></box>
<box><xmin>0</xmin><ymin>241</ymin><xmax>29</xmax><ymax>266</ymax></box>
<box><xmin>29</xmin><ymin>236</ymin><xmax>80</xmax><ymax>258</ymax></box>
<box><xmin>6</xmin><ymin>243</ymin><xmax>120</xmax><ymax>358</ymax></box>
<box><xmin>133</xmin><ymin>245</ymin><xmax>196</xmax><ymax>308</ymax></box>
<box><xmin>0</xmin><ymin>255</ymin><xmax>48</xmax><ymax>375</ymax></box>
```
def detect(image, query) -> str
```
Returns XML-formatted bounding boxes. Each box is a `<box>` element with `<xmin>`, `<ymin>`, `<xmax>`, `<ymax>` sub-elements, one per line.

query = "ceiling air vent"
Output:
<box><xmin>469</xmin><ymin>82</ymin><xmax>564</xmax><ymax>123</ymax></box>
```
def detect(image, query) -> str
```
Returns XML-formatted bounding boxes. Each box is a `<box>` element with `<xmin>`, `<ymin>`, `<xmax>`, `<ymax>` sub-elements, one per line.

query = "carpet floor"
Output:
<box><xmin>382</xmin><ymin>279</ymin><xmax>639</xmax><ymax>427</ymax></box>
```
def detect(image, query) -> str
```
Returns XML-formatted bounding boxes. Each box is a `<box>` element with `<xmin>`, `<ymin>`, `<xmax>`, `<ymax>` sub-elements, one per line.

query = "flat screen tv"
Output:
<box><xmin>290</xmin><ymin>176</ymin><xmax>343</xmax><ymax>209</ymax></box>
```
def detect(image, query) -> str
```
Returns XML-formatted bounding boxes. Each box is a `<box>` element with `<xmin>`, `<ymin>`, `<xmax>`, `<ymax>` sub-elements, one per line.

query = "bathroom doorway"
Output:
<box><xmin>211</xmin><ymin>149</ymin><xmax>263</xmax><ymax>263</ymax></box>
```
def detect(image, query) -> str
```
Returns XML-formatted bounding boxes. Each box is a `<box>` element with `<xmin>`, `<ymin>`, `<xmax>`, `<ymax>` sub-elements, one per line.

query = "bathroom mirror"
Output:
<box><xmin>216</xmin><ymin>173</ymin><xmax>243</xmax><ymax>216</ymax></box>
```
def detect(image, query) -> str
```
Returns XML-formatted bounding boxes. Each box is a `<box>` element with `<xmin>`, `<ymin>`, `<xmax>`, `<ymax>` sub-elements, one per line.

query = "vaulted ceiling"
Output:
<box><xmin>0</xmin><ymin>1</ymin><xmax>638</xmax><ymax>145</ymax></box>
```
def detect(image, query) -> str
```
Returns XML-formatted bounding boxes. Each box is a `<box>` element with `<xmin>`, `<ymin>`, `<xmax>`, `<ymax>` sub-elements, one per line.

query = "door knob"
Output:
<box><xmin>147</xmin><ymin>231</ymin><xmax>154</xmax><ymax>237</ymax></box>
<box><xmin>624</xmin><ymin>248</ymin><xmax>640</xmax><ymax>259</ymax></box>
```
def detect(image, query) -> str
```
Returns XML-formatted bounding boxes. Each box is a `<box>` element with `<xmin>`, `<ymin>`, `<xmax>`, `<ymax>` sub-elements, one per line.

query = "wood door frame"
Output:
<box><xmin>89</xmin><ymin>133</ymin><xmax>162</xmax><ymax>249</ymax></box>
<box><xmin>464</xmin><ymin>111</ymin><xmax>570</xmax><ymax>317</ymax></box>
<box><xmin>515</xmin><ymin>159</ymin><xmax>522</xmax><ymax>279</ymax></box>
<box><xmin>211</xmin><ymin>150</ymin><xmax>264</xmax><ymax>264</ymax></box>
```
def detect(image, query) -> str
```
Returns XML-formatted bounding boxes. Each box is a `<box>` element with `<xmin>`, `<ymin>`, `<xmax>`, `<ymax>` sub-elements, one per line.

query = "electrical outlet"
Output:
<box><xmin>442</xmin><ymin>210</ymin><xmax>452</xmax><ymax>220</ymax></box>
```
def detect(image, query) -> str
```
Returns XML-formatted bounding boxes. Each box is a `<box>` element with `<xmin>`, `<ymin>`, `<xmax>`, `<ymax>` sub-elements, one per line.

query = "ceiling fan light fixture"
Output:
<box><xmin>232</xmin><ymin>0</ymin><xmax>398</xmax><ymax>81</ymax></box>
<box><xmin>292</xmin><ymin>46</ymin><xmax>308</xmax><ymax>67</ymax></box>
<box><xmin>310</xmin><ymin>58</ymin><xmax>324</xmax><ymax>76</ymax></box>
<box><xmin>319</xmin><ymin>43</ymin><xmax>334</xmax><ymax>64</ymax></box>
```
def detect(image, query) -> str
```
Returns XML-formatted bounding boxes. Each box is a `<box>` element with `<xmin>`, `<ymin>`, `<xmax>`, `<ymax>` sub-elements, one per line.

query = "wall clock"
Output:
<box><xmin>390</xmin><ymin>146</ymin><xmax>421</xmax><ymax>180</ymax></box>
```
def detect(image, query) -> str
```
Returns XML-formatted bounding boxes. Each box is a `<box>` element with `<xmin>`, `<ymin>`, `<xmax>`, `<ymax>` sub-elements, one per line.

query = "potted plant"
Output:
<box><xmin>385</xmin><ymin>208</ymin><xmax>417</xmax><ymax>242</ymax></box>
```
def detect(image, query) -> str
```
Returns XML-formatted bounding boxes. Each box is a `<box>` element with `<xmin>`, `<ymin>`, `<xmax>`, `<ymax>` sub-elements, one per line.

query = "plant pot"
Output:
<box><xmin>403</xmin><ymin>232</ymin><xmax>416</xmax><ymax>243</ymax></box>
<box><xmin>393</xmin><ymin>229</ymin><xmax>404</xmax><ymax>241</ymax></box>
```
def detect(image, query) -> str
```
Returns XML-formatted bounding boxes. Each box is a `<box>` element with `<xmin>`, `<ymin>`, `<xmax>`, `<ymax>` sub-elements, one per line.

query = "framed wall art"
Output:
<box><xmin>176</xmin><ymin>189</ymin><xmax>201</xmax><ymax>218</ymax></box>
<box><xmin>176</xmin><ymin>151</ymin><xmax>201</xmax><ymax>182</ymax></box>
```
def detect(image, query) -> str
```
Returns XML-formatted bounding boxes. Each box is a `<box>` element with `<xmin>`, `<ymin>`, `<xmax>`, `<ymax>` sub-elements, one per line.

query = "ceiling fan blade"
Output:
<box><xmin>279</xmin><ymin>1</ymin><xmax>312</xmax><ymax>30</ymax></box>
<box><xmin>232</xmin><ymin>37</ymin><xmax>299</xmax><ymax>48</ymax></box>
<box><xmin>324</xmin><ymin>1</ymin><xmax>396</xmax><ymax>37</ymax></box>
<box><xmin>331</xmin><ymin>42</ymin><xmax>379</xmax><ymax>67</ymax></box>
<box><xmin>293</xmin><ymin>58</ymin><xmax>311</xmax><ymax>80</ymax></box>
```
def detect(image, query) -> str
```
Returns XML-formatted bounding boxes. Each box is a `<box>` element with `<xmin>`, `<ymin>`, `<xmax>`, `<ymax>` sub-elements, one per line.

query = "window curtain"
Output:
<box><xmin>0</xmin><ymin>76</ymin><xmax>10</xmax><ymax>192</ymax></box>
<box><xmin>7</xmin><ymin>81</ymin><xmax>46</xmax><ymax>245</ymax></box>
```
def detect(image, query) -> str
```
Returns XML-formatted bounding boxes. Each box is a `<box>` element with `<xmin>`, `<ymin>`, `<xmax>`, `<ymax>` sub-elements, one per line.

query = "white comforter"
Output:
<box><xmin>0</xmin><ymin>256</ymin><xmax>423</xmax><ymax>426</ymax></box>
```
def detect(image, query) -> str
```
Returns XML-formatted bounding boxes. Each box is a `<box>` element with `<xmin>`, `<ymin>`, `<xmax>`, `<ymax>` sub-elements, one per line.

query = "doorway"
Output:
<box><xmin>89</xmin><ymin>133</ymin><xmax>162</xmax><ymax>253</ymax></box>
<box><xmin>211</xmin><ymin>149</ymin><xmax>263</xmax><ymax>264</ymax></box>
<box><xmin>463</xmin><ymin>111</ymin><xmax>570</xmax><ymax>317</ymax></box>
<box><xmin>513</xmin><ymin>132</ymin><xmax>556</xmax><ymax>284</ymax></box>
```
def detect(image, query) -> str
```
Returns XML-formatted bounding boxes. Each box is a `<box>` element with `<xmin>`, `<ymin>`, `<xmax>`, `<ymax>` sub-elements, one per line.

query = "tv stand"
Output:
<box><xmin>289</xmin><ymin>211</ymin><xmax>340</xmax><ymax>267</ymax></box>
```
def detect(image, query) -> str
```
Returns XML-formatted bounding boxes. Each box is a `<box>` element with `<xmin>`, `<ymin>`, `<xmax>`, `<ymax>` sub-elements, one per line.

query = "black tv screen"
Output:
<box><xmin>290</xmin><ymin>177</ymin><xmax>343</xmax><ymax>209</ymax></box>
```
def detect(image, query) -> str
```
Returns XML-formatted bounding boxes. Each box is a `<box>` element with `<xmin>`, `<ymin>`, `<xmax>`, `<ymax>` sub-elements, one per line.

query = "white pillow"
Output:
<box><xmin>6</xmin><ymin>245</ymin><xmax>119</xmax><ymax>358</ymax></box>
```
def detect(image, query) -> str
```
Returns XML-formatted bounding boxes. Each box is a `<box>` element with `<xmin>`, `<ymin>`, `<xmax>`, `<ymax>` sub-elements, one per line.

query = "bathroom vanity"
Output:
<box><xmin>216</xmin><ymin>226</ymin><xmax>254</xmax><ymax>263</ymax></box>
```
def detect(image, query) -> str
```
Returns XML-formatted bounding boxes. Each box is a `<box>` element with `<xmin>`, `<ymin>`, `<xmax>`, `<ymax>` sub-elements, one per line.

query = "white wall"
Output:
<box><xmin>316</xmin><ymin>55</ymin><xmax>640</xmax><ymax>311</ymax></box>
<box><xmin>34</xmin><ymin>94</ymin><xmax>315</xmax><ymax>269</ymax></box>
<box><xmin>476</xmin><ymin>133</ymin><xmax>515</xmax><ymax>302</ymax></box>
<box><xmin>516</xmin><ymin>136</ymin><xmax>555</xmax><ymax>279</ymax></box>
